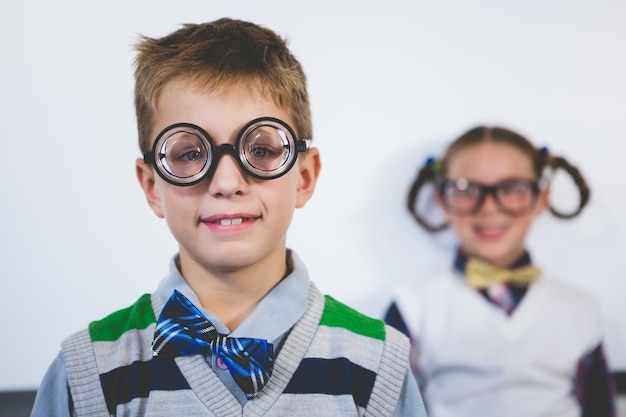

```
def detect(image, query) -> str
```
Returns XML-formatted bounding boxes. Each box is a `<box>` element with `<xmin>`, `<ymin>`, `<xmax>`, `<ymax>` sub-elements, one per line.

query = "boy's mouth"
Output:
<box><xmin>219</xmin><ymin>217</ymin><xmax>243</xmax><ymax>225</ymax></box>
<box><xmin>202</xmin><ymin>214</ymin><xmax>260</xmax><ymax>226</ymax></box>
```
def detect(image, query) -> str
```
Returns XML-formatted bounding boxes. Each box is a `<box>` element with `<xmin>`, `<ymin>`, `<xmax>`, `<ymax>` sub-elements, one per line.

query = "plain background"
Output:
<box><xmin>1</xmin><ymin>0</ymin><xmax>625</xmax><ymax>391</ymax></box>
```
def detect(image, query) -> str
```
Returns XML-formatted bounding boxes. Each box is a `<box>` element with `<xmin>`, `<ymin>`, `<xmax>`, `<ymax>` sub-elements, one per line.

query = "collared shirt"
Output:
<box><xmin>155</xmin><ymin>251</ymin><xmax>310</xmax><ymax>404</ymax></box>
<box><xmin>32</xmin><ymin>250</ymin><xmax>425</xmax><ymax>416</ymax></box>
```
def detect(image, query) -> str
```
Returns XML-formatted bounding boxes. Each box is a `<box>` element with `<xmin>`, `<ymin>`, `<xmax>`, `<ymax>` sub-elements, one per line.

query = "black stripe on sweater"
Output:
<box><xmin>100</xmin><ymin>357</ymin><xmax>189</xmax><ymax>413</ymax></box>
<box><xmin>283</xmin><ymin>357</ymin><xmax>377</xmax><ymax>408</ymax></box>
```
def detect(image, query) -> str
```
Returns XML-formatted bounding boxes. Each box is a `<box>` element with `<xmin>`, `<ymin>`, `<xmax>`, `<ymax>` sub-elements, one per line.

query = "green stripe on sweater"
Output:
<box><xmin>88</xmin><ymin>293</ymin><xmax>156</xmax><ymax>342</ymax></box>
<box><xmin>320</xmin><ymin>295</ymin><xmax>385</xmax><ymax>341</ymax></box>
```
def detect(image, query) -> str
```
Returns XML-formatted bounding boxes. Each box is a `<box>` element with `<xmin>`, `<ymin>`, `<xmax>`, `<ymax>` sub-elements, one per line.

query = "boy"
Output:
<box><xmin>30</xmin><ymin>18</ymin><xmax>426</xmax><ymax>416</ymax></box>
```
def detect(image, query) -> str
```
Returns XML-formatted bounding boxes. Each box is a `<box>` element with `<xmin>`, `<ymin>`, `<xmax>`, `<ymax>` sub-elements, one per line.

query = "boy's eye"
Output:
<box><xmin>169</xmin><ymin>144</ymin><xmax>206</xmax><ymax>163</ymax></box>
<box><xmin>165</xmin><ymin>134</ymin><xmax>207</xmax><ymax>163</ymax></box>
<box><xmin>249</xmin><ymin>145</ymin><xmax>272</xmax><ymax>159</ymax></box>
<box><xmin>245</xmin><ymin>128</ymin><xmax>287</xmax><ymax>159</ymax></box>
<box><xmin>179</xmin><ymin>149</ymin><xmax>203</xmax><ymax>161</ymax></box>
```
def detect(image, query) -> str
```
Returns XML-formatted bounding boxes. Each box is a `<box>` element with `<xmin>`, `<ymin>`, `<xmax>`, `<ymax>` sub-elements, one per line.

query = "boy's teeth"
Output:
<box><xmin>220</xmin><ymin>218</ymin><xmax>243</xmax><ymax>225</ymax></box>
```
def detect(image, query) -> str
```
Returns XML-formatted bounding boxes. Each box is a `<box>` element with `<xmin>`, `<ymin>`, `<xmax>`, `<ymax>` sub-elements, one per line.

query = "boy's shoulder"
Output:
<box><xmin>320</xmin><ymin>295</ymin><xmax>387</xmax><ymax>341</ymax></box>
<box><xmin>87</xmin><ymin>293</ymin><xmax>156</xmax><ymax>343</ymax></box>
<box><xmin>318</xmin><ymin>295</ymin><xmax>410</xmax><ymax>363</ymax></box>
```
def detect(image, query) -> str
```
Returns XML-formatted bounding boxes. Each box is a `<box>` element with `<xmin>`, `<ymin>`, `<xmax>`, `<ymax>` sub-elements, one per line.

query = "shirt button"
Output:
<box><xmin>216</xmin><ymin>356</ymin><xmax>228</xmax><ymax>370</ymax></box>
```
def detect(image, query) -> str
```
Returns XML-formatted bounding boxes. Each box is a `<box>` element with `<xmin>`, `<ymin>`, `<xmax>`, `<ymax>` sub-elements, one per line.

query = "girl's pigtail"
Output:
<box><xmin>407</xmin><ymin>157</ymin><xmax>448</xmax><ymax>232</ymax></box>
<box><xmin>540</xmin><ymin>147</ymin><xmax>591</xmax><ymax>219</ymax></box>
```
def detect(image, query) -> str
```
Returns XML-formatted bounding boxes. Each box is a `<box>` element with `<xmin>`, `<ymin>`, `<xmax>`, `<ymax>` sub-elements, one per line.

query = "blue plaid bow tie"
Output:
<box><xmin>152</xmin><ymin>290</ymin><xmax>274</xmax><ymax>399</ymax></box>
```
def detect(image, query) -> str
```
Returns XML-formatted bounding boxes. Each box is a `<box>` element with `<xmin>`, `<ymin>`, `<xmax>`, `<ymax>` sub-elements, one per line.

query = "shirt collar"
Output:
<box><xmin>155</xmin><ymin>249</ymin><xmax>310</xmax><ymax>343</ymax></box>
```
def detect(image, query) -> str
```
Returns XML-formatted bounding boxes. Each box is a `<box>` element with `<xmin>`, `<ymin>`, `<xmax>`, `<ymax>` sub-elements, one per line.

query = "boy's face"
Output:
<box><xmin>136</xmin><ymin>80</ymin><xmax>320</xmax><ymax>278</ymax></box>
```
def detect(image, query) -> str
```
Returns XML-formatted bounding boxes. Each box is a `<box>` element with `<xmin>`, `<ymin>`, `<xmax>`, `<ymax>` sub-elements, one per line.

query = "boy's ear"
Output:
<box><xmin>295</xmin><ymin>147</ymin><xmax>321</xmax><ymax>208</ymax></box>
<box><xmin>135</xmin><ymin>158</ymin><xmax>165</xmax><ymax>218</ymax></box>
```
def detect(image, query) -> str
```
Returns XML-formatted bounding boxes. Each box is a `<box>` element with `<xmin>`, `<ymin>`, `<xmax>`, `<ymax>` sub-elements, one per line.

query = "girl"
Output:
<box><xmin>385</xmin><ymin>125</ymin><xmax>615</xmax><ymax>417</ymax></box>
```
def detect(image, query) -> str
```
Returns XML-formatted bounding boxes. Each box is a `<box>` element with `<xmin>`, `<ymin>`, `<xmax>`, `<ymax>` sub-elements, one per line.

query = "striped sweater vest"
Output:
<box><xmin>61</xmin><ymin>285</ymin><xmax>409</xmax><ymax>416</ymax></box>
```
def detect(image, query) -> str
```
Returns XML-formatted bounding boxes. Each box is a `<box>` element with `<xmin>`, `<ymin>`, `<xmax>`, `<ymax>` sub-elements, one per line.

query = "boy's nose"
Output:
<box><xmin>208</xmin><ymin>153</ymin><xmax>247</xmax><ymax>196</ymax></box>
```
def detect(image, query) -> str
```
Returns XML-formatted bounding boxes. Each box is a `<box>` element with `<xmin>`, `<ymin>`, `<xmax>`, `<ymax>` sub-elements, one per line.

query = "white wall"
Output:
<box><xmin>1</xmin><ymin>0</ymin><xmax>625</xmax><ymax>391</ymax></box>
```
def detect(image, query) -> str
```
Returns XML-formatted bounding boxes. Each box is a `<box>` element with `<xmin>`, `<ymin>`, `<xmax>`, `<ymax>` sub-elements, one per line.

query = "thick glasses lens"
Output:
<box><xmin>237</xmin><ymin>119</ymin><xmax>296</xmax><ymax>179</ymax></box>
<box><xmin>150</xmin><ymin>124</ymin><xmax>212</xmax><ymax>185</ymax></box>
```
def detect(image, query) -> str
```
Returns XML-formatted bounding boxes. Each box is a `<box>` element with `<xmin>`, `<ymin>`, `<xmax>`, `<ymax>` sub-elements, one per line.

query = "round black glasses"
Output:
<box><xmin>439</xmin><ymin>178</ymin><xmax>542</xmax><ymax>216</ymax></box>
<box><xmin>143</xmin><ymin>117</ymin><xmax>311</xmax><ymax>186</ymax></box>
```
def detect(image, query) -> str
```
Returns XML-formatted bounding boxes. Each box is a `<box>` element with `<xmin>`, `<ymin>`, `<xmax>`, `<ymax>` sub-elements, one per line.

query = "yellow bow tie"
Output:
<box><xmin>465</xmin><ymin>257</ymin><xmax>541</xmax><ymax>289</ymax></box>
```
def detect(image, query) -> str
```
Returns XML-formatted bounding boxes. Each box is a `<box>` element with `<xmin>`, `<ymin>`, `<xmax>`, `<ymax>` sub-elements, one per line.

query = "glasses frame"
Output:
<box><xmin>438</xmin><ymin>177</ymin><xmax>542</xmax><ymax>216</ymax></box>
<box><xmin>143</xmin><ymin>117</ymin><xmax>311</xmax><ymax>186</ymax></box>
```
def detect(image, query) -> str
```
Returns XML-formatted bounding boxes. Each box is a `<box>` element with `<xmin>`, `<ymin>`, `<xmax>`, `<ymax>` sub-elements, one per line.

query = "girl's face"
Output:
<box><xmin>439</xmin><ymin>141</ymin><xmax>549</xmax><ymax>267</ymax></box>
